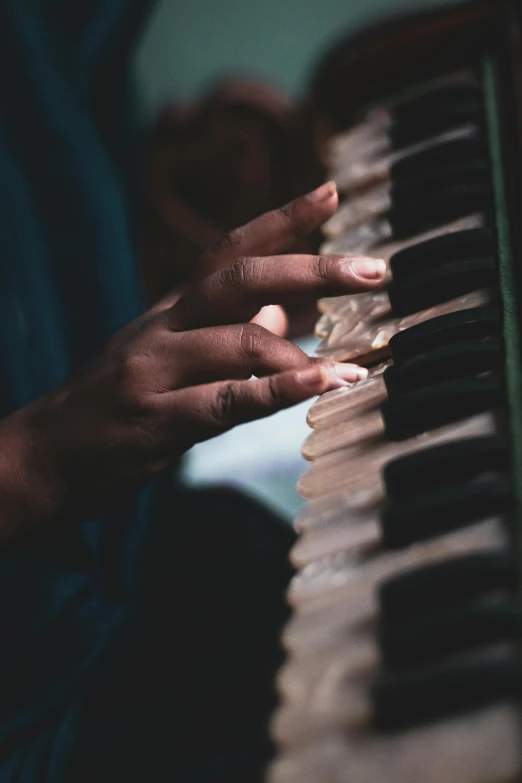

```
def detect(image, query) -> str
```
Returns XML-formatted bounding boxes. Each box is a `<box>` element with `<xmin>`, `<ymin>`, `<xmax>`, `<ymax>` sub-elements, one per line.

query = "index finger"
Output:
<box><xmin>198</xmin><ymin>182</ymin><xmax>338</xmax><ymax>277</ymax></box>
<box><xmin>168</xmin><ymin>253</ymin><xmax>386</xmax><ymax>331</ymax></box>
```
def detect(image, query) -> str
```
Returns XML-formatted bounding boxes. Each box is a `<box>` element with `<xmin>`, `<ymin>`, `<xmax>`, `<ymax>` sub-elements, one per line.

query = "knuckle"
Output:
<box><xmin>265</xmin><ymin>374</ymin><xmax>282</xmax><ymax>407</ymax></box>
<box><xmin>213</xmin><ymin>227</ymin><xmax>245</xmax><ymax>256</ymax></box>
<box><xmin>120</xmin><ymin>352</ymin><xmax>150</xmax><ymax>384</ymax></box>
<box><xmin>215</xmin><ymin>258</ymin><xmax>256</xmax><ymax>291</ymax></box>
<box><xmin>238</xmin><ymin>322</ymin><xmax>267</xmax><ymax>361</ymax></box>
<box><xmin>119</xmin><ymin>352</ymin><xmax>153</xmax><ymax>410</ymax></box>
<box><xmin>313</xmin><ymin>255</ymin><xmax>334</xmax><ymax>282</ymax></box>
<box><xmin>221</xmin><ymin>257</ymin><xmax>254</xmax><ymax>291</ymax></box>
<box><xmin>279</xmin><ymin>202</ymin><xmax>312</xmax><ymax>240</ymax></box>
<box><xmin>210</xmin><ymin>381</ymin><xmax>241</xmax><ymax>424</ymax></box>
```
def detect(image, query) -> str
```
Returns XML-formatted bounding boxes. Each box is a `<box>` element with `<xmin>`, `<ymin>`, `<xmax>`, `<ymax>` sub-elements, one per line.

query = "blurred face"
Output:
<box><xmin>172</xmin><ymin>106</ymin><xmax>286</xmax><ymax>228</ymax></box>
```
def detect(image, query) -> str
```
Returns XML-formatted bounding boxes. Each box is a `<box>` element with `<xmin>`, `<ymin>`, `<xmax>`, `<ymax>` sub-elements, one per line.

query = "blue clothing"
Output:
<box><xmin>0</xmin><ymin>3</ymin><xmax>294</xmax><ymax>780</ymax></box>
<box><xmin>0</xmin><ymin>0</ymin><xmax>155</xmax><ymax>584</ymax></box>
<box><xmin>0</xmin><ymin>0</ymin><xmax>157</xmax><ymax>778</ymax></box>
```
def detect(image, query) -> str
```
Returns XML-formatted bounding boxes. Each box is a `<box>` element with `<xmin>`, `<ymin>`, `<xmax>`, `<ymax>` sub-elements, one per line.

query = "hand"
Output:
<box><xmin>150</xmin><ymin>180</ymin><xmax>345</xmax><ymax>336</ymax></box>
<box><xmin>0</xmin><ymin>184</ymin><xmax>385</xmax><ymax>538</ymax></box>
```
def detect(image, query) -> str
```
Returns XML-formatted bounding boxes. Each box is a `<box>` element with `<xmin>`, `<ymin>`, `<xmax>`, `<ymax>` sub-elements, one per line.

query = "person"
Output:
<box><xmin>0</xmin><ymin>2</ymin><xmax>386</xmax><ymax>781</ymax></box>
<box><xmin>143</xmin><ymin>77</ymin><xmax>321</xmax><ymax>311</ymax></box>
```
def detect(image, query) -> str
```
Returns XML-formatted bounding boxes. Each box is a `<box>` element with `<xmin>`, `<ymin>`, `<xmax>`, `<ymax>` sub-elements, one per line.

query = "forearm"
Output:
<box><xmin>0</xmin><ymin>408</ymin><xmax>61</xmax><ymax>542</ymax></box>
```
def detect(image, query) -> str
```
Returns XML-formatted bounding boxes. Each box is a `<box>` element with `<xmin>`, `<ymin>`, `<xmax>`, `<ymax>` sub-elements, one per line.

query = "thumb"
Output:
<box><xmin>251</xmin><ymin>305</ymin><xmax>288</xmax><ymax>337</ymax></box>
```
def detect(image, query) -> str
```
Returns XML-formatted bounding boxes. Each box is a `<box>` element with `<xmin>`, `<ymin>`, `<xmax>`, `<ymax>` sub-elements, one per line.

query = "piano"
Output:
<box><xmin>268</xmin><ymin>2</ymin><xmax>522</xmax><ymax>781</ymax></box>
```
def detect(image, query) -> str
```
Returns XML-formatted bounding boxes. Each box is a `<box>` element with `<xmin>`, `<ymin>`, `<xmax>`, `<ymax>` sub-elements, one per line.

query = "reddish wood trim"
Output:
<box><xmin>309</xmin><ymin>0</ymin><xmax>514</xmax><ymax>133</ymax></box>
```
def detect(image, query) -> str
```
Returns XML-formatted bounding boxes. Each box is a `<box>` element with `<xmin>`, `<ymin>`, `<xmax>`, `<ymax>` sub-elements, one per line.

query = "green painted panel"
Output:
<box><xmin>483</xmin><ymin>58</ymin><xmax>522</xmax><ymax>576</ymax></box>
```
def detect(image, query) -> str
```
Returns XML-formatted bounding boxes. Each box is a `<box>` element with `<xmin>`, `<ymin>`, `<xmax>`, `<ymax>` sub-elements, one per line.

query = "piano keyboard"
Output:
<box><xmin>268</xmin><ymin>18</ymin><xmax>522</xmax><ymax>783</ymax></box>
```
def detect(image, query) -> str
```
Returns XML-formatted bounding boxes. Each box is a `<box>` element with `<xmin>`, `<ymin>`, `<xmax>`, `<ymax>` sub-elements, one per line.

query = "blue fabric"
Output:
<box><xmin>0</xmin><ymin>0</ymin><xmax>145</xmax><ymax>399</ymax></box>
<box><xmin>0</xmin><ymin>1</ymin><xmax>158</xmax><ymax>779</ymax></box>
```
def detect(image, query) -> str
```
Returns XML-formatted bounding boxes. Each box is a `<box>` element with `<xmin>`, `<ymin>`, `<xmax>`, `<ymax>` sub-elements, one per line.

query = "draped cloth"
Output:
<box><xmin>0</xmin><ymin>2</ymin><xmax>173</xmax><ymax>779</ymax></box>
<box><xmin>0</xmin><ymin>0</ymin><xmax>155</xmax><ymax>574</ymax></box>
<box><xmin>0</xmin><ymin>4</ymin><xmax>295</xmax><ymax>781</ymax></box>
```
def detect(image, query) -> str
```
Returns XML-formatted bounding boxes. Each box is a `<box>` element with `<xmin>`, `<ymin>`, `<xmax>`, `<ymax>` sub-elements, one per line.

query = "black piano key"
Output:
<box><xmin>383</xmin><ymin>435</ymin><xmax>509</xmax><ymax>502</ymax></box>
<box><xmin>381</xmin><ymin>376</ymin><xmax>503</xmax><ymax>441</ymax></box>
<box><xmin>372</xmin><ymin>649</ymin><xmax>522</xmax><ymax>731</ymax></box>
<box><xmin>379</xmin><ymin>550</ymin><xmax>518</xmax><ymax>619</ymax></box>
<box><xmin>390</xmin><ymin>159</ymin><xmax>489</xmax><ymax>206</ymax></box>
<box><xmin>390</xmin><ymin>134</ymin><xmax>484</xmax><ymax>181</ymax></box>
<box><xmin>389</xmin><ymin>98</ymin><xmax>483</xmax><ymax>150</ymax></box>
<box><xmin>389</xmin><ymin>228</ymin><xmax>495</xmax><ymax>283</ymax></box>
<box><xmin>378</xmin><ymin>596</ymin><xmax>522</xmax><ymax>668</ymax></box>
<box><xmin>389</xmin><ymin>184</ymin><xmax>492</xmax><ymax>240</ymax></box>
<box><xmin>384</xmin><ymin>337</ymin><xmax>502</xmax><ymax>396</ymax></box>
<box><xmin>388</xmin><ymin>257</ymin><xmax>497</xmax><ymax>318</ymax></box>
<box><xmin>391</xmin><ymin>82</ymin><xmax>481</xmax><ymax>128</ymax></box>
<box><xmin>380</xmin><ymin>476</ymin><xmax>512</xmax><ymax>549</ymax></box>
<box><xmin>389</xmin><ymin>307</ymin><xmax>501</xmax><ymax>364</ymax></box>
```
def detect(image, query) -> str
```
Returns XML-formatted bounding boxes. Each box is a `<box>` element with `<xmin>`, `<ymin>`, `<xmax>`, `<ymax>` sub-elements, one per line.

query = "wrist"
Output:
<box><xmin>0</xmin><ymin>406</ymin><xmax>64</xmax><ymax>541</ymax></box>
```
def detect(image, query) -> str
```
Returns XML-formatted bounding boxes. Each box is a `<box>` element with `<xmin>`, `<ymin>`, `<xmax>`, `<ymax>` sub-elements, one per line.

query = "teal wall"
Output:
<box><xmin>135</xmin><ymin>0</ymin><xmax>463</xmax><ymax>116</ymax></box>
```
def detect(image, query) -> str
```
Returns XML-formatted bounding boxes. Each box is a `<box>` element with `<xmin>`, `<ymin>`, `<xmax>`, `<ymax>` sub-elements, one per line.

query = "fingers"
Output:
<box><xmin>167</xmin><ymin>361</ymin><xmax>363</xmax><ymax>444</ymax></box>
<box><xmin>159</xmin><ymin>324</ymin><xmax>308</xmax><ymax>387</ymax></box>
<box><xmin>154</xmin><ymin>324</ymin><xmax>368</xmax><ymax>388</ymax></box>
<box><xmin>168</xmin><ymin>253</ymin><xmax>386</xmax><ymax>330</ymax></box>
<box><xmin>147</xmin><ymin>183</ymin><xmax>338</xmax><ymax>318</ymax></box>
<box><xmin>250</xmin><ymin>305</ymin><xmax>288</xmax><ymax>336</ymax></box>
<box><xmin>198</xmin><ymin>183</ymin><xmax>339</xmax><ymax>277</ymax></box>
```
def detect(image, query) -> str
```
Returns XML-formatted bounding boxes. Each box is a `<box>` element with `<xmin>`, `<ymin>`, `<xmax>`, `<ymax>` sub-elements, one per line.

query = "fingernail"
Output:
<box><xmin>306</xmin><ymin>181</ymin><xmax>337</xmax><ymax>203</ymax></box>
<box><xmin>334</xmin><ymin>363</ymin><xmax>368</xmax><ymax>383</ymax></box>
<box><xmin>348</xmin><ymin>257</ymin><xmax>387</xmax><ymax>280</ymax></box>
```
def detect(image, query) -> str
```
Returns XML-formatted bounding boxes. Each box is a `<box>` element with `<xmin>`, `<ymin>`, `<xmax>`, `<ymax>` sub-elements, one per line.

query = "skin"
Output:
<box><xmin>0</xmin><ymin>182</ymin><xmax>385</xmax><ymax>541</ymax></box>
